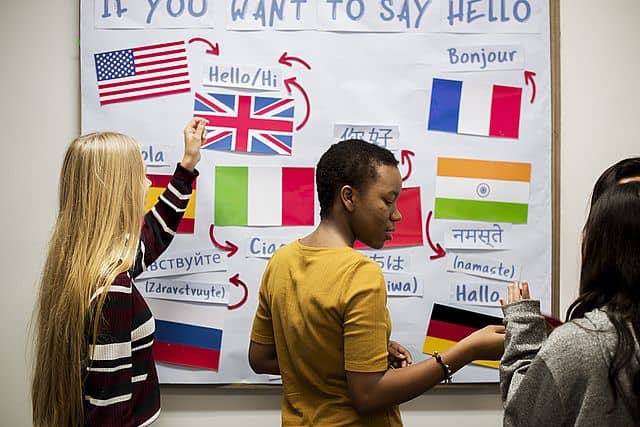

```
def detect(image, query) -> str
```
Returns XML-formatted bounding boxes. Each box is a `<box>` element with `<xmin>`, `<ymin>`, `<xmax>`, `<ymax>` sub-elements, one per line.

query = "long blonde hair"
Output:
<box><xmin>32</xmin><ymin>132</ymin><xmax>148</xmax><ymax>426</ymax></box>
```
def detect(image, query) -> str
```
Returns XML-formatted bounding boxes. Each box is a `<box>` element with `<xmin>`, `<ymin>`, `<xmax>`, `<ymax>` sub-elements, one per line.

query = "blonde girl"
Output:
<box><xmin>31</xmin><ymin>118</ymin><xmax>206</xmax><ymax>426</ymax></box>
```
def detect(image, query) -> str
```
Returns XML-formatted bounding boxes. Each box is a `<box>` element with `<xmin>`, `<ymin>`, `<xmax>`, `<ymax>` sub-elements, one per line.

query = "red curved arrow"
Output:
<box><xmin>524</xmin><ymin>70</ymin><xmax>537</xmax><ymax>104</ymax></box>
<box><xmin>209</xmin><ymin>224</ymin><xmax>239</xmax><ymax>257</ymax></box>
<box><xmin>283</xmin><ymin>77</ymin><xmax>311</xmax><ymax>131</ymax></box>
<box><xmin>400</xmin><ymin>150</ymin><xmax>415</xmax><ymax>182</ymax></box>
<box><xmin>188</xmin><ymin>37</ymin><xmax>219</xmax><ymax>56</ymax></box>
<box><xmin>425</xmin><ymin>210</ymin><xmax>446</xmax><ymax>260</ymax></box>
<box><xmin>278</xmin><ymin>52</ymin><xmax>312</xmax><ymax>70</ymax></box>
<box><xmin>228</xmin><ymin>273</ymin><xmax>248</xmax><ymax>310</ymax></box>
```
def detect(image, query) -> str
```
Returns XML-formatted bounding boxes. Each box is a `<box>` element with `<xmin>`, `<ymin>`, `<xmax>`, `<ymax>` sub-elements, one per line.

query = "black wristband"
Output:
<box><xmin>433</xmin><ymin>351</ymin><xmax>453</xmax><ymax>384</ymax></box>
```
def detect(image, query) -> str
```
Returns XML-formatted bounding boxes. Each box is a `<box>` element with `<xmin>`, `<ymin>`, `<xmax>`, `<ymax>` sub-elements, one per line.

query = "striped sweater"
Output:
<box><xmin>83</xmin><ymin>164</ymin><xmax>197</xmax><ymax>427</ymax></box>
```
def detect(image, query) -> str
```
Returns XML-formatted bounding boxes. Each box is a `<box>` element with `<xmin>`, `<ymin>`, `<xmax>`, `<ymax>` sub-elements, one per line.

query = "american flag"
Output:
<box><xmin>94</xmin><ymin>41</ymin><xmax>191</xmax><ymax>106</ymax></box>
<box><xmin>193</xmin><ymin>92</ymin><xmax>295</xmax><ymax>155</ymax></box>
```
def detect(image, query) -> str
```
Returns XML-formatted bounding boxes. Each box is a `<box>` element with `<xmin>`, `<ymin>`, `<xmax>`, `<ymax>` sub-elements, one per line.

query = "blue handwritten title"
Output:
<box><xmin>101</xmin><ymin>0</ymin><xmax>209</xmax><ymax>24</ymax></box>
<box><xmin>446</xmin><ymin>0</ymin><xmax>532</xmax><ymax>26</ymax></box>
<box><xmin>231</xmin><ymin>0</ymin><xmax>432</xmax><ymax>28</ymax></box>
<box><xmin>97</xmin><ymin>0</ymin><xmax>536</xmax><ymax>30</ymax></box>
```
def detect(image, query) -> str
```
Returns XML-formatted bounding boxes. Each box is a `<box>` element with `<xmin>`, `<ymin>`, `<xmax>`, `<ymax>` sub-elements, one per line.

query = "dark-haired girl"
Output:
<box><xmin>500</xmin><ymin>182</ymin><xmax>640</xmax><ymax>426</ymax></box>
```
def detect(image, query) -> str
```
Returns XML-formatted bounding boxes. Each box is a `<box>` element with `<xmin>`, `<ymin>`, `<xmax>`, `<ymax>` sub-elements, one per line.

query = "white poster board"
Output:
<box><xmin>81</xmin><ymin>0</ymin><xmax>552</xmax><ymax>384</ymax></box>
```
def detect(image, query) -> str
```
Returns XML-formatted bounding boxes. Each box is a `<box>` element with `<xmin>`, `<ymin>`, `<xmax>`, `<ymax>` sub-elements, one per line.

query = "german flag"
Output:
<box><xmin>422</xmin><ymin>303</ymin><xmax>503</xmax><ymax>369</ymax></box>
<box><xmin>145</xmin><ymin>174</ymin><xmax>196</xmax><ymax>233</ymax></box>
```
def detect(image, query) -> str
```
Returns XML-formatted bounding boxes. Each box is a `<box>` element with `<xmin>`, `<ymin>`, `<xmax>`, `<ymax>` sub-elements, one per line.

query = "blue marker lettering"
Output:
<box><xmin>231</xmin><ymin>0</ymin><xmax>249</xmax><ymax>20</ymax></box>
<box><xmin>166</xmin><ymin>0</ymin><xmax>185</xmax><ymax>17</ymax></box>
<box><xmin>102</xmin><ymin>0</ymin><xmax>128</xmax><ymax>18</ymax></box>
<box><xmin>326</xmin><ymin>0</ymin><xmax>343</xmax><ymax>20</ymax></box>
<box><xmin>188</xmin><ymin>0</ymin><xmax>208</xmax><ymax>17</ymax></box>
<box><xmin>380</xmin><ymin>0</ymin><xmax>394</xmax><ymax>21</ymax></box>
<box><xmin>290</xmin><ymin>0</ymin><xmax>307</xmax><ymax>20</ymax></box>
<box><xmin>346</xmin><ymin>0</ymin><xmax>364</xmax><ymax>20</ymax></box>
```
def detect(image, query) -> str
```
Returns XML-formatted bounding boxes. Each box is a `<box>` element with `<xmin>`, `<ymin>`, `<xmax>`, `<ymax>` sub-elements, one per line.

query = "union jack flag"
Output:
<box><xmin>193</xmin><ymin>92</ymin><xmax>295</xmax><ymax>155</ymax></box>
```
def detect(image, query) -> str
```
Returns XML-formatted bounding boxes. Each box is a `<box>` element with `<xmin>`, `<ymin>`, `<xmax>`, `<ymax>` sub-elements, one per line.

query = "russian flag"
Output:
<box><xmin>427</xmin><ymin>78</ymin><xmax>522</xmax><ymax>139</ymax></box>
<box><xmin>146</xmin><ymin>298</ymin><xmax>224</xmax><ymax>371</ymax></box>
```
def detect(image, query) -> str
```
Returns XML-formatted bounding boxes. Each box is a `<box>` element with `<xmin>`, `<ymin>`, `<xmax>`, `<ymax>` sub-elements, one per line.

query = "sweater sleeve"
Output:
<box><xmin>84</xmin><ymin>278</ymin><xmax>135</xmax><ymax>425</ymax></box>
<box><xmin>130</xmin><ymin>163</ymin><xmax>198</xmax><ymax>278</ymax></box>
<box><xmin>502</xmin><ymin>357</ymin><xmax>564</xmax><ymax>427</ymax></box>
<box><xmin>342</xmin><ymin>259</ymin><xmax>391</xmax><ymax>373</ymax></box>
<box><xmin>500</xmin><ymin>299</ymin><xmax>547</xmax><ymax>402</ymax></box>
<box><xmin>500</xmin><ymin>299</ymin><xmax>564</xmax><ymax>426</ymax></box>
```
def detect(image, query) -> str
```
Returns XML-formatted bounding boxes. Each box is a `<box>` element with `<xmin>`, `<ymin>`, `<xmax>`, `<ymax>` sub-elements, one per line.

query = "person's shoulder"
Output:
<box><xmin>542</xmin><ymin>318</ymin><xmax>601</xmax><ymax>351</ymax></box>
<box><xmin>268</xmin><ymin>240</ymin><xmax>298</xmax><ymax>261</ymax></box>
<box><xmin>346</xmin><ymin>250</ymin><xmax>382</xmax><ymax>273</ymax></box>
<box><xmin>538</xmin><ymin>310</ymin><xmax>611</xmax><ymax>374</ymax></box>
<box><xmin>545</xmin><ymin>309</ymin><xmax>613</xmax><ymax>345</ymax></box>
<box><xmin>341</xmin><ymin>251</ymin><xmax>385</xmax><ymax>293</ymax></box>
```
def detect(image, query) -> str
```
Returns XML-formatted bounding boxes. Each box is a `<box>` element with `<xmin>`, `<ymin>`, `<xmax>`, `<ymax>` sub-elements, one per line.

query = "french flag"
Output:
<box><xmin>427</xmin><ymin>78</ymin><xmax>522</xmax><ymax>139</ymax></box>
<box><xmin>147</xmin><ymin>298</ymin><xmax>224</xmax><ymax>371</ymax></box>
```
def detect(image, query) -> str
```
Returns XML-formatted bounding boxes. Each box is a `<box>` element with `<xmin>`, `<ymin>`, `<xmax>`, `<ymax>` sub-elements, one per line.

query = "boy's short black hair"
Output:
<box><xmin>316</xmin><ymin>139</ymin><xmax>399</xmax><ymax>219</ymax></box>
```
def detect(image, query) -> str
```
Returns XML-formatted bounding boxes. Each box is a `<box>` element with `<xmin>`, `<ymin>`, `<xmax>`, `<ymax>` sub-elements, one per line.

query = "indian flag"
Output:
<box><xmin>145</xmin><ymin>174</ymin><xmax>196</xmax><ymax>233</ymax></box>
<box><xmin>435</xmin><ymin>157</ymin><xmax>531</xmax><ymax>224</ymax></box>
<box><xmin>428</xmin><ymin>78</ymin><xmax>522</xmax><ymax>138</ymax></box>
<box><xmin>214</xmin><ymin>166</ymin><xmax>315</xmax><ymax>226</ymax></box>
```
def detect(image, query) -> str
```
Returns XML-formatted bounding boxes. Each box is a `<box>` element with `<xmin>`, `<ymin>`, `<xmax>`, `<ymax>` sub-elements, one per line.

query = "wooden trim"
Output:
<box><xmin>550</xmin><ymin>0</ymin><xmax>561</xmax><ymax>317</ymax></box>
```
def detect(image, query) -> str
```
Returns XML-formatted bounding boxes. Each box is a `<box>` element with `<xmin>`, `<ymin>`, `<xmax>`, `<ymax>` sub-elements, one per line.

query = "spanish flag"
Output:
<box><xmin>145</xmin><ymin>174</ymin><xmax>196</xmax><ymax>233</ymax></box>
<box><xmin>423</xmin><ymin>303</ymin><xmax>503</xmax><ymax>369</ymax></box>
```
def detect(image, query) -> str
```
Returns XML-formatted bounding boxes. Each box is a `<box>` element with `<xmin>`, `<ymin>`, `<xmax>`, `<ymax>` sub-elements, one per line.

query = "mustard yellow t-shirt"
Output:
<box><xmin>251</xmin><ymin>240</ymin><xmax>403</xmax><ymax>427</ymax></box>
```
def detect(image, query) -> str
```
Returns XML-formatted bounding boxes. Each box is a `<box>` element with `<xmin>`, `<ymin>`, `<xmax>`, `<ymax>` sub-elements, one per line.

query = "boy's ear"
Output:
<box><xmin>340</xmin><ymin>185</ymin><xmax>356</xmax><ymax>212</ymax></box>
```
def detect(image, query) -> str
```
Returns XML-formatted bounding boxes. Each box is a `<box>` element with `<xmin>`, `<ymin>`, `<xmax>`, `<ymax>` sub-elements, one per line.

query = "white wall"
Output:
<box><xmin>2</xmin><ymin>1</ymin><xmax>638</xmax><ymax>425</ymax></box>
<box><xmin>559</xmin><ymin>0</ymin><xmax>640</xmax><ymax>315</ymax></box>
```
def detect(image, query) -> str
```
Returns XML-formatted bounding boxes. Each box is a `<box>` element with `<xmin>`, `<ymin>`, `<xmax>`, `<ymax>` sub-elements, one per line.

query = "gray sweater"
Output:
<box><xmin>500</xmin><ymin>300</ymin><xmax>639</xmax><ymax>427</ymax></box>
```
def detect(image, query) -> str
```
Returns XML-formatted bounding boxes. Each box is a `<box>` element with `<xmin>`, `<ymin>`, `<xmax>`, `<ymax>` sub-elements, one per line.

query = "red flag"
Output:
<box><xmin>355</xmin><ymin>186</ymin><xmax>424</xmax><ymax>249</ymax></box>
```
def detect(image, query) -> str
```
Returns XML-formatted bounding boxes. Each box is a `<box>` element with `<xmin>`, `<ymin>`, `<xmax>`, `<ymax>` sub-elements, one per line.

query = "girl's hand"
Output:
<box><xmin>181</xmin><ymin>118</ymin><xmax>207</xmax><ymax>171</ymax></box>
<box><xmin>500</xmin><ymin>281</ymin><xmax>530</xmax><ymax>306</ymax></box>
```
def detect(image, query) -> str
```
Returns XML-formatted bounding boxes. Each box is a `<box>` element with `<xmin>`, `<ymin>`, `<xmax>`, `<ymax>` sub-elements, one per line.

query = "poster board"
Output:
<box><xmin>80</xmin><ymin>0</ymin><xmax>558</xmax><ymax>384</ymax></box>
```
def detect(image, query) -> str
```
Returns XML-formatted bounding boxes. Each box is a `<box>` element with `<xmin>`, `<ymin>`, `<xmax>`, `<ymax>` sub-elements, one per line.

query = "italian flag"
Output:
<box><xmin>214</xmin><ymin>166</ymin><xmax>315</xmax><ymax>226</ymax></box>
<box><xmin>434</xmin><ymin>157</ymin><xmax>531</xmax><ymax>224</ymax></box>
